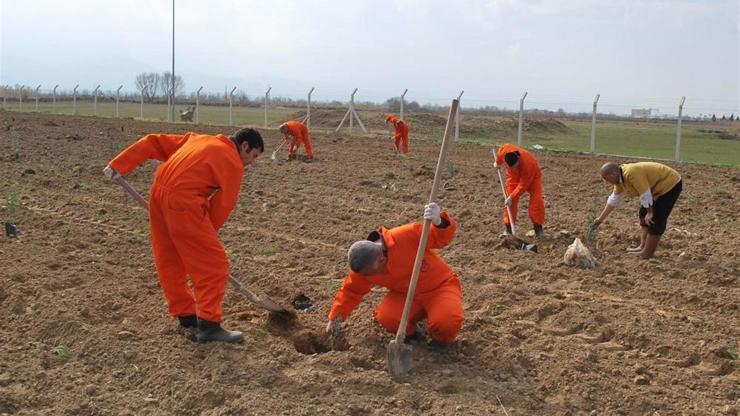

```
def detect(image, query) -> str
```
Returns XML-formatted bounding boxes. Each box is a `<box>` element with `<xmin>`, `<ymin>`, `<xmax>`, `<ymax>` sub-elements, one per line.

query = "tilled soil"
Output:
<box><xmin>0</xmin><ymin>111</ymin><xmax>738</xmax><ymax>415</ymax></box>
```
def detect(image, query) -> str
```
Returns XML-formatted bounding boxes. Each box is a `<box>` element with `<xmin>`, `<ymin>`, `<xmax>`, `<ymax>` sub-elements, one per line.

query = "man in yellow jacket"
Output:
<box><xmin>593</xmin><ymin>162</ymin><xmax>683</xmax><ymax>259</ymax></box>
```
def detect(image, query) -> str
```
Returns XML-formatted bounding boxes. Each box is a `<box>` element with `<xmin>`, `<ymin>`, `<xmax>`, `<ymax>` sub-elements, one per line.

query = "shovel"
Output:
<box><xmin>493</xmin><ymin>154</ymin><xmax>516</xmax><ymax>236</ymax></box>
<box><xmin>111</xmin><ymin>176</ymin><xmax>291</xmax><ymax>315</ymax></box>
<box><xmin>270</xmin><ymin>140</ymin><xmax>286</xmax><ymax>162</ymax></box>
<box><xmin>386</xmin><ymin>98</ymin><xmax>459</xmax><ymax>380</ymax></box>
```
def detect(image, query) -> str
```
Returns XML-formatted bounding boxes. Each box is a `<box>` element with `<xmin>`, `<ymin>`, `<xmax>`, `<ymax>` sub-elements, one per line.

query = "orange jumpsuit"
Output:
<box><xmin>282</xmin><ymin>121</ymin><xmax>313</xmax><ymax>159</ymax></box>
<box><xmin>329</xmin><ymin>211</ymin><xmax>463</xmax><ymax>346</ymax></box>
<box><xmin>109</xmin><ymin>133</ymin><xmax>244</xmax><ymax>323</ymax></box>
<box><xmin>386</xmin><ymin>114</ymin><xmax>409</xmax><ymax>153</ymax></box>
<box><xmin>495</xmin><ymin>143</ymin><xmax>545</xmax><ymax>226</ymax></box>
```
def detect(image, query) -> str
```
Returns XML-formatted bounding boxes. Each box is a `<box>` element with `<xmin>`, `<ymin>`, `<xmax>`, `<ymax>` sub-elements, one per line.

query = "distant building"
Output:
<box><xmin>631</xmin><ymin>108</ymin><xmax>660</xmax><ymax>118</ymax></box>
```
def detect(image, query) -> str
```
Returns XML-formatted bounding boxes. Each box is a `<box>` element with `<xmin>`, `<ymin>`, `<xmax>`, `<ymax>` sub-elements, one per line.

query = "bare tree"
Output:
<box><xmin>161</xmin><ymin>72</ymin><xmax>184</xmax><ymax>97</ymax></box>
<box><xmin>135</xmin><ymin>72</ymin><xmax>160</xmax><ymax>103</ymax></box>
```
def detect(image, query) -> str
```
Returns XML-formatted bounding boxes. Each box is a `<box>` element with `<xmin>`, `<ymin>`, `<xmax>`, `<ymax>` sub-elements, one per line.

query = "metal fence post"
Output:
<box><xmin>140</xmin><ymin>86</ymin><xmax>147</xmax><ymax>118</ymax></box>
<box><xmin>590</xmin><ymin>93</ymin><xmax>600</xmax><ymax>154</ymax></box>
<box><xmin>264</xmin><ymin>86</ymin><xmax>271</xmax><ymax>128</ymax></box>
<box><xmin>517</xmin><ymin>91</ymin><xmax>528</xmax><ymax>146</ymax></box>
<box><xmin>116</xmin><ymin>85</ymin><xmax>123</xmax><ymax>117</ymax></box>
<box><xmin>19</xmin><ymin>86</ymin><xmax>23</xmax><ymax>110</ymax></box>
<box><xmin>73</xmin><ymin>84</ymin><xmax>79</xmax><ymax>115</ymax></box>
<box><xmin>454</xmin><ymin>90</ymin><xmax>464</xmax><ymax>141</ymax></box>
<box><xmin>306</xmin><ymin>87</ymin><xmax>314</xmax><ymax>129</ymax></box>
<box><xmin>195</xmin><ymin>86</ymin><xmax>203</xmax><ymax>124</ymax></box>
<box><xmin>400</xmin><ymin>89</ymin><xmax>408</xmax><ymax>120</ymax></box>
<box><xmin>228</xmin><ymin>86</ymin><xmax>236</xmax><ymax>126</ymax></box>
<box><xmin>93</xmin><ymin>85</ymin><xmax>101</xmax><ymax>116</ymax></box>
<box><xmin>675</xmin><ymin>96</ymin><xmax>686</xmax><ymax>161</ymax></box>
<box><xmin>35</xmin><ymin>85</ymin><xmax>41</xmax><ymax>111</ymax></box>
<box><xmin>52</xmin><ymin>85</ymin><xmax>59</xmax><ymax>113</ymax></box>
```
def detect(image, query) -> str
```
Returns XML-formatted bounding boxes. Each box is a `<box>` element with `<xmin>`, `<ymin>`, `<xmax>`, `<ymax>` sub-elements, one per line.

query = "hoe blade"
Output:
<box><xmin>386</xmin><ymin>339</ymin><xmax>413</xmax><ymax>379</ymax></box>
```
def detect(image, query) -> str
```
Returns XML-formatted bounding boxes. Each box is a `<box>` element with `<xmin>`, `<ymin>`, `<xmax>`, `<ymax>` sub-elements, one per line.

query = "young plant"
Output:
<box><xmin>53</xmin><ymin>344</ymin><xmax>71</xmax><ymax>361</ymax></box>
<box><xmin>585</xmin><ymin>212</ymin><xmax>598</xmax><ymax>245</ymax></box>
<box><xmin>488</xmin><ymin>304</ymin><xmax>506</xmax><ymax>317</ymax></box>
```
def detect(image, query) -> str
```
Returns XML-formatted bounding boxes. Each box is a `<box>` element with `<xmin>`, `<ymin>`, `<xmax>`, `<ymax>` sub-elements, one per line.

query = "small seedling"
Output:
<box><xmin>488</xmin><ymin>304</ymin><xmax>506</xmax><ymax>316</ymax></box>
<box><xmin>260</xmin><ymin>246</ymin><xmax>276</xmax><ymax>255</ymax></box>
<box><xmin>53</xmin><ymin>344</ymin><xmax>70</xmax><ymax>361</ymax></box>
<box><xmin>728</xmin><ymin>347</ymin><xmax>738</xmax><ymax>361</ymax></box>
<box><xmin>585</xmin><ymin>212</ymin><xmax>598</xmax><ymax>245</ymax></box>
<box><xmin>324</xmin><ymin>280</ymin><xmax>341</xmax><ymax>292</ymax></box>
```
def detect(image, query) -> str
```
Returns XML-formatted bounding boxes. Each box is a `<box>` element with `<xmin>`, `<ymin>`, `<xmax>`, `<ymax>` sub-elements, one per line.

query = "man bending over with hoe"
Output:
<box><xmin>326</xmin><ymin>203</ymin><xmax>463</xmax><ymax>351</ymax></box>
<box><xmin>494</xmin><ymin>143</ymin><xmax>546</xmax><ymax>237</ymax></box>
<box><xmin>593</xmin><ymin>161</ymin><xmax>682</xmax><ymax>259</ymax></box>
<box><xmin>103</xmin><ymin>128</ymin><xmax>264</xmax><ymax>343</ymax></box>
<box><xmin>385</xmin><ymin>114</ymin><xmax>410</xmax><ymax>154</ymax></box>
<box><xmin>279</xmin><ymin>120</ymin><xmax>314</xmax><ymax>162</ymax></box>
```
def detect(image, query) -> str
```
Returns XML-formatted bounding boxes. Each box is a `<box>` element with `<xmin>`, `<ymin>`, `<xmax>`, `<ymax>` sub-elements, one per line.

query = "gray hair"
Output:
<box><xmin>347</xmin><ymin>240</ymin><xmax>382</xmax><ymax>273</ymax></box>
<box><xmin>600</xmin><ymin>162</ymin><xmax>620</xmax><ymax>176</ymax></box>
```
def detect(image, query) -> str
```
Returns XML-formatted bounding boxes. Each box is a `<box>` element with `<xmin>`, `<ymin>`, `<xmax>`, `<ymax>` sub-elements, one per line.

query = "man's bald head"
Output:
<box><xmin>347</xmin><ymin>240</ymin><xmax>384</xmax><ymax>274</ymax></box>
<box><xmin>600</xmin><ymin>162</ymin><xmax>621</xmax><ymax>184</ymax></box>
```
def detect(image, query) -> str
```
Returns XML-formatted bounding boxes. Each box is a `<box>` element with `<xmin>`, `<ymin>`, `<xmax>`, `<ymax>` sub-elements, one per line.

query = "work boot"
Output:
<box><xmin>196</xmin><ymin>319</ymin><xmax>244</xmax><ymax>344</ymax></box>
<box><xmin>286</xmin><ymin>154</ymin><xmax>297</xmax><ymax>161</ymax></box>
<box><xmin>533</xmin><ymin>224</ymin><xmax>550</xmax><ymax>240</ymax></box>
<box><xmin>303</xmin><ymin>156</ymin><xmax>313</xmax><ymax>163</ymax></box>
<box><xmin>178</xmin><ymin>315</ymin><xmax>197</xmax><ymax>329</ymax></box>
<box><xmin>505</xmin><ymin>223</ymin><xmax>513</xmax><ymax>235</ymax></box>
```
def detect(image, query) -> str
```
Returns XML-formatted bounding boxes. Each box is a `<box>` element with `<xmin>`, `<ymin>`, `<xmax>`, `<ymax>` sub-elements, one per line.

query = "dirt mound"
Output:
<box><xmin>1</xmin><ymin>111</ymin><xmax>738</xmax><ymax>415</ymax></box>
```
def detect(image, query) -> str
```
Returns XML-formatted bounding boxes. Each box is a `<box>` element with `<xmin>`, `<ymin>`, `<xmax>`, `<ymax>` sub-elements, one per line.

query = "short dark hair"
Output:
<box><xmin>504</xmin><ymin>151</ymin><xmax>520</xmax><ymax>167</ymax></box>
<box><xmin>231</xmin><ymin>128</ymin><xmax>264</xmax><ymax>152</ymax></box>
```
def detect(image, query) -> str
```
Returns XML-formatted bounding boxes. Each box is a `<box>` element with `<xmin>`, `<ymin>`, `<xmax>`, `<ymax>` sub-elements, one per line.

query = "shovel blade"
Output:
<box><xmin>386</xmin><ymin>339</ymin><xmax>413</xmax><ymax>379</ymax></box>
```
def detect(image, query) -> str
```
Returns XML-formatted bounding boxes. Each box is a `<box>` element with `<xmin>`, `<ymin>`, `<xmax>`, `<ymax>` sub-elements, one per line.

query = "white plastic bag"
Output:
<box><xmin>563</xmin><ymin>238</ymin><xmax>597</xmax><ymax>268</ymax></box>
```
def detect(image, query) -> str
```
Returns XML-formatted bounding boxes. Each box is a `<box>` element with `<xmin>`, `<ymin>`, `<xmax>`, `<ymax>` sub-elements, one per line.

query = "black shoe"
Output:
<box><xmin>196</xmin><ymin>319</ymin><xmax>244</xmax><ymax>344</ymax></box>
<box><xmin>286</xmin><ymin>155</ymin><xmax>297</xmax><ymax>161</ymax></box>
<box><xmin>505</xmin><ymin>224</ymin><xmax>513</xmax><ymax>235</ymax></box>
<box><xmin>303</xmin><ymin>157</ymin><xmax>313</xmax><ymax>163</ymax></box>
<box><xmin>533</xmin><ymin>224</ymin><xmax>544</xmax><ymax>237</ymax></box>
<box><xmin>178</xmin><ymin>315</ymin><xmax>197</xmax><ymax>328</ymax></box>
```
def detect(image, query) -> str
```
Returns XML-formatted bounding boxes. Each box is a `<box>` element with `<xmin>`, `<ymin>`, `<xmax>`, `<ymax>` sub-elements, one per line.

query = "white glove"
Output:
<box><xmin>493</xmin><ymin>161</ymin><xmax>499</xmax><ymax>168</ymax></box>
<box><xmin>103</xmin><ymin>165</ymin><xmax>120</xmax><ymax>180</ymax></box>
<box><xmin>504</xmin><ymin>196</ymin><xmax>512</xmax><ymax>207</ymax></box>
<box><xmin>423</xmin><ymin>202</ymin><xmax>442</xmax><ymax>226</ymax></box>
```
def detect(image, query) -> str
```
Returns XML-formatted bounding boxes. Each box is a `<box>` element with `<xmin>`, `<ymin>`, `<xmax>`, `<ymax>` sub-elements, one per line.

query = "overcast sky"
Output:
<box><xmin>1</xmin><ymin>0</ymin><xmax>738</xmax><ymax>116</ymax></box>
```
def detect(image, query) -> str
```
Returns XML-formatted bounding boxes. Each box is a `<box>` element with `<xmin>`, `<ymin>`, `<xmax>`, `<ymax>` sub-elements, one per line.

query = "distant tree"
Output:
<box><xmin>135</xmin><ymin>72</ymin><xmax>161</xmax><ymax>102</ymax></box>
<box><xmin>160</xmin><ymin>72</ymin><xmax>185</xmax><ymax>98</ymax></box>
<box><xmin>722</xmin><ymin>115</ymin><xmax>726</xmax><ymax>120</ymax></box>
<box><xmin>385</xmin><ymin>97</ymin><xmax>401</xmax><ymax>113</ymax></box>
<box><xmin>730</xmin><ymin>114</ymin><xmax>735</xmax><ymax>121</ymax></box>
<box><xmin>712</xmin><ymin>114</ymin><xmax>717</xmax><ymax>122</ymax></box>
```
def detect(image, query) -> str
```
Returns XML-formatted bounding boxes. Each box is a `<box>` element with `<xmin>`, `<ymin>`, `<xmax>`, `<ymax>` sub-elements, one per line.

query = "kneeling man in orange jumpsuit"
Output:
<box><xmin>103</xmin><ymin>128</ymin><xmax>264</xmax><ymax>343</ymax></box>
<box><xmin>279</xmin><ymin>121</ymin><xmax>314</xmax><ymax>162</ymax></box>
<box><xmin>326</xmin><ymin>203</ymin><xmax>463</xmax><ymax>351</ymax></box>
<box><xmin>385</xmin><ymin>114</ymin><xmax>410</xmax><ymax>154</ymax></box>
<box><xmin>494</xmin><ymin>143</ymin><xmax>546</xmax><ymax>237</ymax></box>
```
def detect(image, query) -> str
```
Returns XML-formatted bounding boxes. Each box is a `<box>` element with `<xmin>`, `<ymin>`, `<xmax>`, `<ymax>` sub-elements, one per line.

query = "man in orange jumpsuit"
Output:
<box><xmin>325</xmin><ymin>203</ymin><xmax>463</xmax><ymax>351</ymax></box>
<box><xmin>103</xmin><ymin>128</ymin><xmax>264</xmax><ymax>343</ymax></box>
<box><xmin>279</xmin><ymin>121</ymin><xmax>314</xmax><ymax>162</ymax></box>
<box><xmin>385</xmin><ymin>114</ymin><xmax>410</xmax><ymax>154</ymax></box>
<box><xmin>494</xmin><ymin>143</ymin><xmax>546</xmax><ymax>237</ymax></box>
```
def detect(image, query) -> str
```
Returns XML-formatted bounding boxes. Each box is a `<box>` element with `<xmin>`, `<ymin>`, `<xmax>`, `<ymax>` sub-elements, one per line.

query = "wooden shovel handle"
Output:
<box><xmin>393</xmin><ymin>98</ymin><xmax>460</xmax><ymax>344</ymax></box>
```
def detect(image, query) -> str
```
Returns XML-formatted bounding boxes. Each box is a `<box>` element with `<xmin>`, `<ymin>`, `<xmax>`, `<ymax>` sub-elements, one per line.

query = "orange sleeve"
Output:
<box><xmin>208</xmin><ymin>159</ymin><xmax>243</xmax><ymax>231</ymax></box>
<box><xmin>328</xmin><ymin>272</ymin><xmax>373</xmax><ymax>321</ymax></box>
<box><xmin>108</xmin><ymin>133</ymin><xmax>190</xmax><ymax>175</ymax></box>
<box><xmin>429</xmin><ymin>211</ymin><xmax>456</xmax><ymax>248</ymax></box>
<box><xmin>407</xmin><ymin>211</ymin><xmax>456</xmax><ymax>249</ymax></box>
<box><xmin>509</xmin><ymin>156</ymin><xmax>538</xmax><ymax>199</ymax></box>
